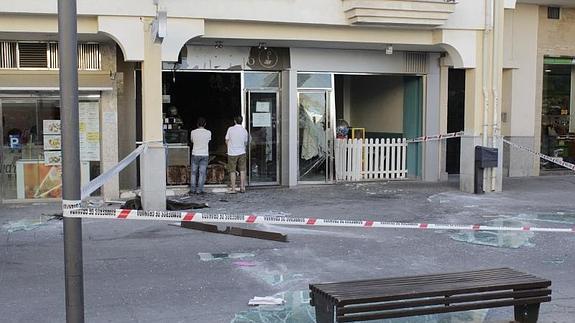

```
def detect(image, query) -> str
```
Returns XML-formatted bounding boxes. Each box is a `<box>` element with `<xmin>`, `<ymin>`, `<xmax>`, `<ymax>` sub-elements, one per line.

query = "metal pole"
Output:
<box><xmin>58</xmin><ymin>0</ymin><xmax>85</xmax><ymax>322</ymax></box>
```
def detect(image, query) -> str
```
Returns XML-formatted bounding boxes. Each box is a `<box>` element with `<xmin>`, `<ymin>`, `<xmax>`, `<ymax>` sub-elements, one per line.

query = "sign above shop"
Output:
<box><xmin>176</xmin><ymin>45</ymin><xmax>290</xmax><ymax>71</ymax></box>
<box><xmin>247</xmin><ymin>47</ymin><xmax>290</xmax><ymax>70</ymax></box>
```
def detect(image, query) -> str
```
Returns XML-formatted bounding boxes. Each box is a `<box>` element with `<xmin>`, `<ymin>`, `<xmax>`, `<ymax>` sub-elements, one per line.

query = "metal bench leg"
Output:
<box><xmin>313</xmin><ymin>297</ymin><xmax>335</xmax><ymax>323</ymax></box>
<box><xmin>514</xmin><ymin>303</ymin><xmax>540</xmax><ymax>323</ymax></box>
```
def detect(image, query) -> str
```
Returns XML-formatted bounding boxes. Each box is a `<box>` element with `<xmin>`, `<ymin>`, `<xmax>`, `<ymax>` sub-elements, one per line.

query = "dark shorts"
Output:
<box><xmin>227</xmin><ymin>154</ymin><xmax>247</xmax><ymax>173</ymax></box>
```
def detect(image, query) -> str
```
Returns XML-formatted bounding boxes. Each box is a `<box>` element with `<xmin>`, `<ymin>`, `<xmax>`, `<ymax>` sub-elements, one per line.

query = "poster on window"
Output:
<box><xmin>256</xmin><ymin>102</ymin><xmax>270</xmax><ymax>112</ymax></box>
<box><xmin>44</xmin><ymin>151</ymin><xmax>62</xmax><ymax>166</ymax></box>
<box><xmin>79</xmin><ymin>102</ymin><xmax>100</xmax><ymax>161</ymax></box>
<box><xmin>43</xmin><ymin>135</ymin><xmax>61</xmax><ymax>150</ymax></box>
<box><xmin>252</xmin><ymin>113</ymin><xmax>271</xmax><ymax>127</ymax></box>
<box><xmin>43</xmin><ymin>120</ymin><xmax>61</xmax><ymax>135</ymax></box>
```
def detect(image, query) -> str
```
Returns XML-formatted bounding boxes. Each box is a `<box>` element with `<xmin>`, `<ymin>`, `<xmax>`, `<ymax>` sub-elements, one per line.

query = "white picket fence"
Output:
<box><xmin>335</xmin><ymin>138</ymin><xmax>408</xmax><ymax>181</ymax></box>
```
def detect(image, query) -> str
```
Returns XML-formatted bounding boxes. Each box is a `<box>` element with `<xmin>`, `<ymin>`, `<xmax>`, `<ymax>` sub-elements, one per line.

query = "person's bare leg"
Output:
<box><xmin>230</xmin><ymin>171</ymin><xmax>237</xmax><ymax>192</ymax></box>
<box><xmin>240</xmin><ymin>171</ymin><xmax>246</xmax><ymax>192</ymax></box>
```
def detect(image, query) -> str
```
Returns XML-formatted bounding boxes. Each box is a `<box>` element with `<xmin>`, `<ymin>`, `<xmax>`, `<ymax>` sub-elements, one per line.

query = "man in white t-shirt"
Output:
<box><xmin>225</xmin><ymin>116</ymin><xmax>248</xmax><ymax>193</ymax></box>
<box><xmin>189</xmin><ymin>117</ymin><xmax>211</xmax><ymax>194</ymax></box>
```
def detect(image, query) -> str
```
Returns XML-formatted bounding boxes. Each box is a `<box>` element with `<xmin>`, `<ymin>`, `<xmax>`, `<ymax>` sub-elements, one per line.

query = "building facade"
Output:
<box><xmin>0</xmin><ymin>0</ymin><xmax>573</xmax><ymax>209</ymax></box>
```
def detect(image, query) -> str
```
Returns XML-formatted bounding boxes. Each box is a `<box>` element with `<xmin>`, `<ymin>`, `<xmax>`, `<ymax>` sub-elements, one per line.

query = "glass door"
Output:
<box><xmin>298</xmin><ymin>91</ymin><xmax>334</xmax><ymax>182</ymax></box>
<box><xmin>246</xmin><ymin>91</ymin><xmax>279</xmax><ymax>185</ymax></box>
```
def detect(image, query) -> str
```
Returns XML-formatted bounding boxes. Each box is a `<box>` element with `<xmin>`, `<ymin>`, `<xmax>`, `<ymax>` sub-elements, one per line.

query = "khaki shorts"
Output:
<box><xmin>227</xmin><ymin>154</ymin><xmax>247</xmax><ymax>173</ymax></box>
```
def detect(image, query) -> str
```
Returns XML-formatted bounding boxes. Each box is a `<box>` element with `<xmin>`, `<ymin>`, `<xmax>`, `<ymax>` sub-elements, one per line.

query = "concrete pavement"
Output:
<box><xmin>1</xmin><ymin>175</ymin><xmax>574</xmax><ymax>322</ymax></box>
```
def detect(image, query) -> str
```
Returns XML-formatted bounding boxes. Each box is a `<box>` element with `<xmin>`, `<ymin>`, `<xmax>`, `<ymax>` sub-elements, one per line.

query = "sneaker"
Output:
<box><xmin>198</xmin><ymin>191</ymin><xmax>206</xmax><ymax>195</ymax></box>
<box><xmin>226</xmin><ymin>189</ymin><xmax>237</xmax><ymax>194</ymax></box>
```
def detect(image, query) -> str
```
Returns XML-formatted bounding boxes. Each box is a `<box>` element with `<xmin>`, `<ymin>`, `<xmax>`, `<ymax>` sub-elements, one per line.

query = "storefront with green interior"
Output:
<box><xmin>541</xmin><ymin>57</ymin><xmax>575</xmax><ymax>170</ymax></box>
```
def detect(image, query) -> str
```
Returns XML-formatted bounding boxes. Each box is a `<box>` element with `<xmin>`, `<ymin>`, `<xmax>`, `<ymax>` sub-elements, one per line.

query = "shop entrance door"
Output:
<box><xmin>298</xmin><ymin>91</ymin><xmax>334</xmax><ymax>183</ymax></box>
<box><xmin>246</xmin><ymin>91</ymin><xmax>279</xmax><ymax>185</ymax></box>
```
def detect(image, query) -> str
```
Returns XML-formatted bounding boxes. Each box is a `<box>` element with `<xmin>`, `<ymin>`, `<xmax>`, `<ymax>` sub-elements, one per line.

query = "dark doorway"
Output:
<box><xmin>162</xmin><ymin>71</ymin><xmax>241</xmax><ymax>185</ymax></box>
<box><xmin>446</xmin><ymin>69</ymin><xmax>465</xmax><ymax>174</ymax></box>
<box><xmin>163</xmin><ymin>72</ymin><xmax>241</xmax><ymax>155</ymax></box>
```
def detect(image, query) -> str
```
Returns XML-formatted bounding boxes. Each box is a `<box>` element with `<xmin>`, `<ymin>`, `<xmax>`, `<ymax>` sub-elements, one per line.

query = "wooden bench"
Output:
<box><xmin>309</xmin><ymin>268</ymin><xmax>551</xmax><ymax>323</ymax></box>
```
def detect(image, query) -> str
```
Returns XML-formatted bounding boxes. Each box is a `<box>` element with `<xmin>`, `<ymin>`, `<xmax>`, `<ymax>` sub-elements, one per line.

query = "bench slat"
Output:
<box><xmin>311</xmin><ymin>268</ymin><xmax>517</xmax><ymax>290</ymax></box>
<box><xmin>310</xmin><ymin>269</ymin><xmax>550</xmax><ymax>306</ymax></box>
<box><xmin>311</xmin><ymin>276</ymin><xmax>546</xmax><ymax>295</ymax></box>
<box><xmin>312</xmin><ymin>269</ymin><xmax>543</xmax><ymax>295</ymax></box>
<box><xmin>337</xmin><ymin>288</ymin><xmax>551</xmax><ymax>315</ymax></box>
<box><xmin>336</xmin><ymin>280</ymin><xmax>550</xmax><ymax>306</ymax></box>
<box><xmin>314</xmin><ymin>273</ymin><xmax>543</xmax><ymax>297</ymax></box>
<box><xmin>337</xmin><ymin>296</ymin><xmax>551</xmax><ymax>322</ymax></box>
<box><xmin>326</xmin><ymin>276</ymin><xmax>548</xmax><ymax>298</ymax></box>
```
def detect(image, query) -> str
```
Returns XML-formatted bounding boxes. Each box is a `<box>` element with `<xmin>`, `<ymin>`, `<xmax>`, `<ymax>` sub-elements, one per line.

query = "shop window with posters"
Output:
<box><xmin>1</xmin><ymin>95</ymin><xmax>98</xmax><ymax>201</ymax></box>
<box><xmin>541</xmin><ymin>58</ymin><xmax>575</xmax><ymax>170</ymax></box>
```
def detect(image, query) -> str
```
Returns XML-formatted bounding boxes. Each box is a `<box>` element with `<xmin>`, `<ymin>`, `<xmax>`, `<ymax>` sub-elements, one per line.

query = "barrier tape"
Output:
<box><xmin>67</xmin><ymin>208</ymin><xmax>575</xmax><ymax>234</ymax></box>
<box><xmin>502</xmin><ymin>138</ymin><xmax>575</xmax><ymax>172</ymax></box>
<box><xmin>81</xmin><ymin>143</ymin><xmax>149</xmax><ymax>199</ymax></box>
<box><xmin>406</xmin><ymin>131</ymin><xmax>464</xmax><ymax>143</ymax></box>
<box><xmin>62</xmin><ymin>200</ymin><xmax>82</xmax><ymax>217</ymax></box>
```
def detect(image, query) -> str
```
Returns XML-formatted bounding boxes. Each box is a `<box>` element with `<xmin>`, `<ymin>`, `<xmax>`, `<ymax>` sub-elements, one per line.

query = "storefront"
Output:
<box><xmin>541</xmin><ymin>57</ymin><xmax>575</xmax><ymax>170</ymax></box>
<box><xmin>0</xmin><ymin>93</ymin><xmax>99</xmax><ymax>201</ymax></box>
<box><xmin>290</xmin><ymin>48</ymin><xmax>431</xmax><ymax>182</ymax></box>
<box><xmin>157</xmin><ymin>44</ymin><xmax>432</xmax><ymax>189</ymax></box>
<box><xmin>0</xmin><ymin>40</ymin><xmax>118</xmax><ymax>202</ymax></box>
<box><xmin>160</xmin><ymin>49</ymin><xmax>283</xmax><ymax>187</ymax></box>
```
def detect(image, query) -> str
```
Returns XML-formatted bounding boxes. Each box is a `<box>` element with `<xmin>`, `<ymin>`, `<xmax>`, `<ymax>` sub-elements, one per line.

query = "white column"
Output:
<box><xmin>140</xmin><ymin>18</ymin><xmax>166</xmax><ymax>210</ymax></box>
<box><xmin>438</xmin><ymin>59</ymin><xmax>450</xmax><ymax>181</ymax></box>
<box><xmin>99</xmin><ymin>44</ymin><xmax>120</xmax><ymax>200</ymax></box>
<box><xmin>423</xmin><ymin>53</ymin><xmax>442</xmax><ymax>182</ymax></box>
<box><xmin>460</xmin><ymin>68</ymin><xmax>483</xmax><ymax>193</ymax></box>
<box><xmin>100</xmin><ymin>92</ymin><xmax>119</xmax><ymax>199</ymax></box>
<box><xmin>288</xmin><ymin>69</ymin><xmax>299</xmax><ymax>186</ymax></box>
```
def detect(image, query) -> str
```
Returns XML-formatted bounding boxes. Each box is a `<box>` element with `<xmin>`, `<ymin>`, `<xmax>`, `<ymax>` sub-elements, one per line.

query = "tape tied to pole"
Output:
<box><xmin>62</xmin><ymin>200</ymin><xmax>82</xmax><ymax>217</ymax></box>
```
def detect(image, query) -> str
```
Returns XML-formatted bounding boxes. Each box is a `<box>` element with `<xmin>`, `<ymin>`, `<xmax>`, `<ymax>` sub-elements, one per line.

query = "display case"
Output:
<box><xmin>166</xmin><ymin>144</ymin><xmax>190</xmax><ymax>185</ymax></box>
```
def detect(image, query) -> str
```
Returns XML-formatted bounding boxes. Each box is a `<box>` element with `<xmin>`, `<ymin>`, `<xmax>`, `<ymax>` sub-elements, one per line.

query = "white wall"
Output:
<box><xmin>0</xmin><ymin>1</ymin><xmax>155</xmax><ymax>16</ymax></box>
<box><xmin>349</xmin><ymin>76</ymin><xmax>404</xmax><ymax>134</ymax></box>
<box><xmin>442</xmin><ymin>0</ymin><xmax>486</xmax><ymax>30</ymax></box>
<box><xmin>0</xmin><ymin>0</ymin><xmax>484</xmax><ymax>30</ymax></box>
<box><xmin>291</xmin><ymin>48</ymin><xmax>406</xmax><ymax>74</ymax></box>
<box><xmin>507</xmin><ymin>4</ymin><xmax>539</xmax><ymax>137</ymax></box>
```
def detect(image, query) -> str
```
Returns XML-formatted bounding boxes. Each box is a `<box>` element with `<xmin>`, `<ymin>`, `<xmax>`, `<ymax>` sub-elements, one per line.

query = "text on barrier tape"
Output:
<box><xmin>406</xmin><ymin>131</ymin><xmax>464</xmax><ymax>143</ymax></box>
<box><xmin>66</xmin><ymin>208</ymin><xmax>575</xmax><ymax>234</ymax></box>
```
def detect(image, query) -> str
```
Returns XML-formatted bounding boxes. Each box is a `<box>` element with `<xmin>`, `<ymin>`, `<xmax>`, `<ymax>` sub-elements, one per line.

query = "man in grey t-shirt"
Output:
<box><xmin>189</xmin><ymin>117</ymin><xmax>211</xmax><ymax>194</ymax></box>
